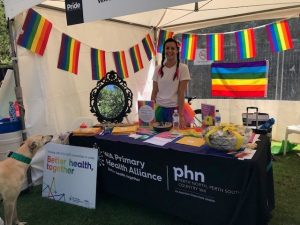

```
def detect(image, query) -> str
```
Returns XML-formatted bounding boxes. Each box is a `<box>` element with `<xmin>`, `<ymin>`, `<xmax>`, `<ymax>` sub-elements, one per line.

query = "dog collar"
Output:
<box><xmin>9</xmin><ymin>152</ymin><xmax>31</xmax><ymax>164</ymax></box>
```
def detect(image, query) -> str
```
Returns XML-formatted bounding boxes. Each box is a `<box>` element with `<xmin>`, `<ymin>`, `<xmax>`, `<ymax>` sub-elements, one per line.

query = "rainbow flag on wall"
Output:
<box><xmin>156</xmin><ymin>30</ymin><xmax>174</xmax><ymax>53</ymax></box>
<box><xmin>211</xmin><ymin>61</ymin><xmax>268</xmax><ymax>98</ymax></box>
<box><xmin>113</xmin><ymin>51</ymin><xmax>129</xmax><ymax>79</ymax></box>
<box><xmin>91</xmin><ymin>48</ymin><xmax>106</xmax><ymax>80</ymax></box>
<box><xmin>181</xmin><ymin>34</ymin><xmax>198</xmax><ymax>60</ymax></box>
<box><xmin>57</xmin><ymin>34</ymin><xmax>81</xmax><ymax>75</ymax></box>
<box><xmin>206</xmin><ymin>34</ymin><xmax>224</xmax><ymax>61</ymax></box>
<box><xmin>17</xmin><ymin>9</ymin><xmax>52</xmax><ymax>56</ymax></box>
<box><xmin>142</xmin><ymin>34</ymin><xmax>156</xmax><ymax>61</ymax></box>
<box><xmin>129</xmin><ymin>44</ymin><xmax>144</xmax><ymax>73</ymax></box>
<box><xmin>235</xmin><ymin>28</ymin><xmax>256</xmax><ymax>59</ymax></box>
<box><xmin>266</xmin><ymin>20</ymin><xmax>293</xmax><ymax>52</ymax></box>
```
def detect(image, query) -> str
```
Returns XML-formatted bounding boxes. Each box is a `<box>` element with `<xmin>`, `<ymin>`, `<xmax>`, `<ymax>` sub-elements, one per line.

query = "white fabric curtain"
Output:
<box><xmin>15</xmin><ymin>7</ymin><xmax>154</xmax><ymax>136</ymax></box>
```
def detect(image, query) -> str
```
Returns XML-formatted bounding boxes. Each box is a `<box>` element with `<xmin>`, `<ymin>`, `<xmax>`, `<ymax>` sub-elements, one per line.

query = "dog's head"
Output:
<box><xmin>21</xmin><ymin>135</ymin><xmax>53</xmax><ymax>156</ymax></box>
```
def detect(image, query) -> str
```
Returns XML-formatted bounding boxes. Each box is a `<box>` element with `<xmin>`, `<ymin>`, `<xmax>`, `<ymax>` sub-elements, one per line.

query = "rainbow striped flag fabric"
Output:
<box><xmin>91</xmin><ymin>48</ymin><xmax>106</xmax><ymax>80</ymax></box>
<box><xmin>17</xmin><ymin>9</ymin><xmax>52</xmax><ymax>56</ymax></box>
<box><xmin>206</xmin><ymin>34</ymin><xmax>224</xmax><ymax>61</ymax></box>
<box><xmin>211</xmin><ymin>61</ymin><xmax>268</xmax><ymax>98</ymax></box>
<box><xmin>113</xmin><ymin>51</ymin><xmax>129</xmax><ymax>79</ymax></box>
<box><xmin>156</xmin><ymin>30</ymin><xmax>174</xmax><ymax>53</ymax></box>
<box><xmin>57</xmin><ymin>34</ymin><xmax>81</xmax><ymax>75</ymax></box>
<box><xmin>266</xmin><ymin>20</ymin><xmax>293</xmax><ymax>52</ymax></box>
<box><xmin>142</xmin><ymin>34</ymin><xmax>156</xmax><ymax>61</ymax></box>
<box><xmin>235</xmin><ymin>28</ymin><xmax>257</xmax><ymax>59</ymax></box>
<box><xmin>181</xmin><ymin>33</ymin><xmax>198</xmax><ymax>60</ymax></box>
<box><xmin>129</xmin><ymin>44</ymin><xmax>144</xmax><ymax>73</ymax></box>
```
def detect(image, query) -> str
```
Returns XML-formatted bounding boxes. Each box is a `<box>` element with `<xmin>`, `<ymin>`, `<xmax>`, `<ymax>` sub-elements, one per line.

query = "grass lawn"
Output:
<box><xmin>1</xmin><ymin>150</ymin><xmax>300</xmax><ymax>225</ymax></box>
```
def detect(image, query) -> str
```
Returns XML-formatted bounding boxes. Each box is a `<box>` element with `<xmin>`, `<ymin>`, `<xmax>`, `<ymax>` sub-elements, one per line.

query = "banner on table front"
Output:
<box><xmin>3</xmin><ymin>0</ymin><xmax>43</xmax><ymax>19</ymax></box>
<box><xmin>42</xmin><ymin>143</ymin><xmax>98</xmax><ymax>209</ymax></box>
<box><xmin>65</xmin><ymin>0</ymin><xmax>204</xmax><ymax>25</ymax></box>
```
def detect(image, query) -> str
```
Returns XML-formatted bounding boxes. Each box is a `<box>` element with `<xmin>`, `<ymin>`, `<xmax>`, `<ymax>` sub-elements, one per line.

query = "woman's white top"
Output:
<box><xmin>153</xmin><ymin>63</ymin><xmax>191</xmax><ymax>108</ymax></box>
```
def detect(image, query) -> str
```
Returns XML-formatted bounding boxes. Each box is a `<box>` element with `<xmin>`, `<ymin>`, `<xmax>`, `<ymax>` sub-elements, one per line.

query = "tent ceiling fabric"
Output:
<box><xmin>41</xmin><ymin>0</ymin><xmax>300</xmax><ymax>32</ymax></box>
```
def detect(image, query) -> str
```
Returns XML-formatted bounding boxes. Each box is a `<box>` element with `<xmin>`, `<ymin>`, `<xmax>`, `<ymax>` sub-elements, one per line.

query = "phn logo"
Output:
<box><xmin>173</xmin><ymin>165</ymin><xmax>205</xmax><ymax>182</ymax></box>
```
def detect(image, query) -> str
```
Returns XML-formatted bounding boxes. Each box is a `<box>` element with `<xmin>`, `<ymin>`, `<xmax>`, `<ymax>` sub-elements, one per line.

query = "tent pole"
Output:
<box><xmin>153</xmin><ymin>27</ymin><xmax>158</xmax><ymax>66</ymax></box>
<box><xmin>7</xmin><ymin>19</ymin><xmax>27</xmax><ymax>141</ymax></box>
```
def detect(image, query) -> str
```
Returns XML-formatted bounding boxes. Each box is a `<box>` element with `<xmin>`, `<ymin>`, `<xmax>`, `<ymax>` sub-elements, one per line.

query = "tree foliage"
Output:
<box><xmin>97</xmin><ymin>85</ymin><xmax>125</xmax><ymax>119</ymax></box>
<box><xmin>0</xmin><ymin>0</ymin><xmax>11</xmax><ymax>64</ymax></box>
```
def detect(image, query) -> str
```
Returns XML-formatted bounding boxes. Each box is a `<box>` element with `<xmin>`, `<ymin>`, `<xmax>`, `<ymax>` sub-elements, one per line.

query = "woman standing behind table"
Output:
<box><xmin>151</xmin><ymin>38</ymin><xmax>191</xmax><ymax>129</ymax></box>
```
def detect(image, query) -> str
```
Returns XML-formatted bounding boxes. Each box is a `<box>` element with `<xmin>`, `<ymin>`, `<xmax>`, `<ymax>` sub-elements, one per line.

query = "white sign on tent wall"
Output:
<box><xmin>194</xmin><ymin>49</ymin><xmax>213</xmax><ymax>65</ymax></box>
<box><xmin>42</xmin><ymin>143</ymin><xmax>98</xmax><ymax>209</ymax></box>
<box><xmin>3</xmin><ymin>0</ymin><xmax>44</xmax><ymax>19</ymax></box>
<box><xmin>65</xmin><ymin>0</ymin><xmax>204</xmax><ymax>25</ymax></box>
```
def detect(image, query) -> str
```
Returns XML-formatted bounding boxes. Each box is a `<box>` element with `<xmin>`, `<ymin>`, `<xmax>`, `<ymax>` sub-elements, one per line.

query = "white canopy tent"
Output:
<box><xmin>4</xmin><ymin>0</ymin><xmax>300</xmax><ymax>142</ymax></box>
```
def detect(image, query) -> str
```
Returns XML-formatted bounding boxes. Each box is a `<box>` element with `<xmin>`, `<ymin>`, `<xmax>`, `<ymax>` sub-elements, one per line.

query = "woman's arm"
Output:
<box><xmin>178</xmin><ymin>80</ymin><xmax>189</xmax><ymax>128</ymax></box>
<box><xmin>151</xmin><ymin>81</ymin><xmax>158</xmax><ymax>102</ymax></box>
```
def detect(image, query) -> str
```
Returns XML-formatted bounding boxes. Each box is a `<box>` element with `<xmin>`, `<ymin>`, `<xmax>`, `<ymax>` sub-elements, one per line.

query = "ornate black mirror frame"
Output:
<box><xmin>90</xmin><ymin>70</ymin><xmax>133</xmax><ymax>123</ymax></box>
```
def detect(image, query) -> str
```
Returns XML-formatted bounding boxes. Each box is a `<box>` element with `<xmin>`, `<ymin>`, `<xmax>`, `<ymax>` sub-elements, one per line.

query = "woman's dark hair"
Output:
<box><xmin>159</xmin><ymin>38</ymin><xmax>180</xmax><ymax>80</ymax></box>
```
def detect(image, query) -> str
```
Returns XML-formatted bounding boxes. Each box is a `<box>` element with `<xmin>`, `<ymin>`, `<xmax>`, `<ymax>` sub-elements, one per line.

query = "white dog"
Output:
<box><xmin>0</xmin><ymin>135</ymin><xmax>53</xmax><ymax>225</ymax></box>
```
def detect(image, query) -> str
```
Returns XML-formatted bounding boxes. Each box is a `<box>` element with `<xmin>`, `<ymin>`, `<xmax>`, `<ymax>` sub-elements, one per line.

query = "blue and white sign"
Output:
<box><xmin>42</xmin><ymin>143</ymin><xmax>98</xmax><ymax>209</ymax></box>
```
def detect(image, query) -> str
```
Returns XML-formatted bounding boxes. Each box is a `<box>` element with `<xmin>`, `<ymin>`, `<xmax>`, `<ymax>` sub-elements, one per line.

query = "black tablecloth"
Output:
<box><xmin>69</xmin><ymin>134</ymin><xmax>274</xmax><ymax>225</ymax></box>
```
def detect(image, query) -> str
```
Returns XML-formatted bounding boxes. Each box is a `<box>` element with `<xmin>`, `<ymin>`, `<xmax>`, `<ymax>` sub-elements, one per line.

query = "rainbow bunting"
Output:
<box><xmin>113</xmin><ymin>51</ymin><xmax>129</xmax><ymax>79</ymax></box>
<box><xmin>157</xmin><ymin>30</ymin><xmax>174</xmax><ymax>53</ymax></box>
<box><xmin>266</xmin><ymin>20</ymin><xmax>293</xmax><ymax>52</ymax></box>
<box><xmin>181</xmin><ymin>33</ymin><xmax>198</xmax><ymax>60</ymax></box>
<box><xmin>129</xmin><ymin>44</ymin><xmax>144</xmax><ymax>73</ymax></box>
<box><xmin>235</xmin><ymin>28</ymin><xmax>256</xmax><ymax>59</ymax></box>
<box><xmin>17</xmin><ymin>9</ymin><xmax>52</xmax><ymax>56</ymax></box>
<box><xmin>211</xmin><ymin>61</ymin><xmax>268</xmax><ymax>98</ymax></box>
<box><xmin>91</xmin><ymin>48</ymin><xmax>106</xmax><ymax>80</ymax></box>
<box><xmin>57</xmin><ymin>33</ymin><xmax>81</xmax><ymax>75</ymax></box>
<box><xmin>142</xmin><ymin>34</ymin><xmax>156</xmax><ymax>61</ymax></box>
<box><xmin>206</xmin><ymin>34</ymin><xmax>224</xmax><ymax>61</ymax></box>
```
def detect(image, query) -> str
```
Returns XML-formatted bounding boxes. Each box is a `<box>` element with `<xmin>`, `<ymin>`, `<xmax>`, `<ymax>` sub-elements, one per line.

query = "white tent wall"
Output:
<box><xmin>12</xmin><ymin>5</ymin><xmax>300</xmax><ymax>143</ymax></box>
<box><xmin>14</xmin><ymin>7</ymin><xmax>154</xmax><ymax>136</ymax></box>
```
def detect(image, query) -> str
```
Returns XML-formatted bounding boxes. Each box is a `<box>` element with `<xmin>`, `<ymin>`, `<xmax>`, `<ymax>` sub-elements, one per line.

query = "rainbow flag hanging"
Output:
<box><xmin>17</xmin><ymin>9</ymin><xmax>52</xmax><ymax>56</ymax></box>
<box><xmin>206</xmin><ymin>34</ymin><xmax>224</xmax><ymax>61</ymax></box>
<box><xmin>181</xmin><ymin>33</ymin><xmax>198</xmax><ymax>60</ymax></box>
<box><xmin>142</xmin><ymin>34</ymin><xmax>156</xmax><ymax>61</ymax></box>
<box><xmin>266</xmin><ymin>20</ymin><xmax>293</xmax><ymax>52</ymax></box>
<box><xmin>211</xmin><ymin>61</ymin><xmax>268</xmax><ymax>98</ymax></box>
<box><xmin>129</xmin><ymin>44</ymin><xmax>144</xmax><ymax>73</ymax></box>
<box><xmin>91</xmin><ymin>48</ymin><xmax>106</xmax><ymax>80</ymax></box>
<box><xmin>156</xmin><ymin>30</ymin><xmax>174</xmax><ymax>53</ymax></box>
<box><xmin>57</xmin><ymin>34</ymin><xmax>81</xmax><ymax>75</ymax></box>
<box><xmin>113</xmin><ymin>51</ymin><xmax>129</xmax><ymax>79</ymax></box>
<box><xmin>235</xmin><ymin>28</ymin><xmax>257</xmax><ymax>59</ymax></box>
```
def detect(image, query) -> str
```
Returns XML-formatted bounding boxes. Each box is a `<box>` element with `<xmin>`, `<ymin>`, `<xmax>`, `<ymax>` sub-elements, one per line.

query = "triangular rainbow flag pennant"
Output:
<box><xmin>142</xmin><ymin>34</ymin><xmax>156</xmax><ymax>61</ymax></box>
<box><xmin>157</xmin><ymin>30</ymin><xmax>174</xmax><ymax>53</ymax></box>
<box><xmin>235</xmin><ymin>28</ymin><xmax>257</xmax><ymax>59</ymax></box>
<box><xmin>206</xmin><ymin>33</ymin><xmax>224</xmax><ymax>61</ymax></box>
<box><xmin>129</xmin><ymin>44</ymin><xmax>144</xmax><ymax>73</ymax></box>
<box><xmin>57</xmin><ymin>33</ymin><xmax>81</xmax><ymax>75</ymax></box>
<box><xmin>17</xmin><ymin>9</ymin><xmax>52</xmax><ymax>56</ymax></box>
<box><xmin>266</xmin><ymin>20</ymin><xmax>293</xmax><ymax>52</ymax></box>
<box><xmin>91</xmin><ymin>48</ymin><xmax>106</xmax><ymax>80</ymax></box>
<box><xmin>113</xmin><ymin>51</ymin><xmax>129</xmax><ymax>79</ymax></box>
<box><xmin>211</xmin><ymin>61</ymin><xmax>268</xmax><ymax>98</ymax></box>
<box><xmin>181</xmin><ymin>33</ymin><xmax>198</xmax><ymax>60</ymax></box>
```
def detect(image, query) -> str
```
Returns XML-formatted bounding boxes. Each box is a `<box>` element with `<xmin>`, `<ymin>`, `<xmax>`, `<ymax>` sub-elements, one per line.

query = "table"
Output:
<box><xmin>69</xmin><ymin>133</ymin><xmax>274</xmax><ymax>225</ymax></box>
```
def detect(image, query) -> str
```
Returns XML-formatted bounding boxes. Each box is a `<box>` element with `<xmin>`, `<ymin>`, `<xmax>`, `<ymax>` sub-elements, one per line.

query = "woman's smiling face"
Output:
<box><xmin>165</xmin><ymin>41</ymin><xmax>178</xmax><ymax>61</ymax></box>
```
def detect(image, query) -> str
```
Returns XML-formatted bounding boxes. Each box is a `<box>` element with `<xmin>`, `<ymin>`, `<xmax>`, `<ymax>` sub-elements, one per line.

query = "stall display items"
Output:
<box><xmin>204</xmin><ymin>124</ymin><xmax>252</xmax><ymax>151</ymax></box>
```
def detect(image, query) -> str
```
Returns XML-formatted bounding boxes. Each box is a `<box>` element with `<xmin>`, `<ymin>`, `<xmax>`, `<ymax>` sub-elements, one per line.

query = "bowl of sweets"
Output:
<box><xmin>152</xmin><ymin>122</ymin><xmax>173</xmax><ymax>132</ymax></box>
